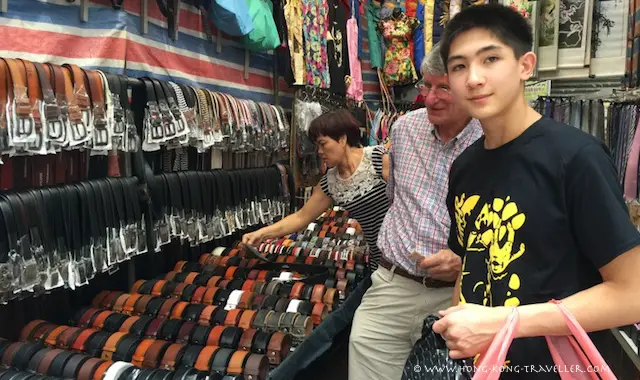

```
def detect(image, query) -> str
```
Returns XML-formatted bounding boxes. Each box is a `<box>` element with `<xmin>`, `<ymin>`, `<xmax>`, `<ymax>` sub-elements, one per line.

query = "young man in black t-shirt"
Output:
<box><xmin>426</xmin><ymin>4</ymin><xmax>640</xmax><ymax>378</ymax></box>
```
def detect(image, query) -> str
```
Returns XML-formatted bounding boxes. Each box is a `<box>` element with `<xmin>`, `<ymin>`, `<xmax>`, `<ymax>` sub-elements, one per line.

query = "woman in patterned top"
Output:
<box><xmin>242</xmin><ymin>109</ymin><xmax>390</xmax><ymax>268</ymax></box>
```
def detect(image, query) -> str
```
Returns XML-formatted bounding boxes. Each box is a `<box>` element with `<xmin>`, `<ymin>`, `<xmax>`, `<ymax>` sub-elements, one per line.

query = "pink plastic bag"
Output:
<box><xmin>472</xmin><ymin>300</ymin><xmax>617</xmax><ymax>380</ymax></box>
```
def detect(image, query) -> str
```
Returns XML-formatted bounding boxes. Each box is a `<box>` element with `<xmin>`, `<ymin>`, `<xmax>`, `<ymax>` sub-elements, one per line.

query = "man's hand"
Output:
<box><xmin>432</xmin><ymin>304</ymin><xmax>512</xmax><ymax>359</ymax></box>
<box><xmin>411</xmin><ymin>249</ymin><xmax>461</xmax><ymax>282</ymax></box>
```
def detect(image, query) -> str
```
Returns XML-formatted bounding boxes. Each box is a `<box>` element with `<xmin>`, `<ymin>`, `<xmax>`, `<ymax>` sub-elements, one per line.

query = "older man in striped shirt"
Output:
<box><xmin>348</xmin><ymin>43</ymin><xmax>483</xmax><ymax>380</ymax></box>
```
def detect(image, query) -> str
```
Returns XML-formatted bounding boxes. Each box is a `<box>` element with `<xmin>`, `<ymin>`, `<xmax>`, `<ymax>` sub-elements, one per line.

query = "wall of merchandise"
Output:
<box><xmin>521</xmin><ymin>0</ymin><xmax>628</xmax><ymax>81</ymax></box>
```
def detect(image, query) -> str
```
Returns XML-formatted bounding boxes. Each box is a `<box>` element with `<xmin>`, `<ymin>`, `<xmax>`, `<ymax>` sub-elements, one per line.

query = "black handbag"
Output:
<box><xmin>401</xmin><ymin>315</ymin><xmax>474</xmax><ymax>380</ymax></box>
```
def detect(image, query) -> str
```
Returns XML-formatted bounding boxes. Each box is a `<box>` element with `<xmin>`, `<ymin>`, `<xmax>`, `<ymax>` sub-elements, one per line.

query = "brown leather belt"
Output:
<box><xmin>379</xmin><ymin>258</ymin><xmax>455</xmax><ymax>288</ymax></box>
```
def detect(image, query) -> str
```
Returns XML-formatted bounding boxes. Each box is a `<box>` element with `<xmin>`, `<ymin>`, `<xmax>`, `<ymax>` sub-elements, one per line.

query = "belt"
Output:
<box><xmin>379</xmin><ymin>258</ymin><xmax>455</xmax><ymax>288</ymax></box>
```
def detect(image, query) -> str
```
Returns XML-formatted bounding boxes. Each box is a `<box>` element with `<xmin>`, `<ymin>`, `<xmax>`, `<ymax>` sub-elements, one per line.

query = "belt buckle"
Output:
<box><xmin>75</xmin><ymin>93</ymin><xmax>92</xmax><ymax>128</ymax></box>
<box><xmin>14</xmin><ymin>97</ymin><xmax>35</xmax><ymax>139</ymax></box>
<box><xmin>147</xmin><ymin>102</ymin><xmax>164</xmax><ymax>141</ymax></box>
<box><xmin>92</xmin><ymin>105</ymin><xmax>110</xmax><ymax>148</ymax></box>
<box><xmin>44</xmin><ymin>102</ymin><xmax>65</xmax><ymax>141</ymax></box>
<box><xmin>159</xmin><ymin>102</ymin><xmax>176</xmax><ymax>138</ymax></box>
<box><xmin>67</xmin><ymin>105</ymin><xmax>88</xmax><ymax>143</ymax></box>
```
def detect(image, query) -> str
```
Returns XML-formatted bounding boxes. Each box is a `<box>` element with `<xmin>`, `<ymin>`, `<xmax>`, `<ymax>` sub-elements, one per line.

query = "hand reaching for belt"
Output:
<box><xmin>410</xmin><ymin>249</ymin><xmax>461</xmax><ymax>282</ymax></box>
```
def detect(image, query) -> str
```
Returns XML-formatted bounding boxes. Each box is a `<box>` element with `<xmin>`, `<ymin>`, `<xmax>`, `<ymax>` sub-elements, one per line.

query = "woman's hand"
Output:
<box><xmin>242</xmin><ymin>230</ymin><xmax>266</xmax><ymax>246</ymax></box>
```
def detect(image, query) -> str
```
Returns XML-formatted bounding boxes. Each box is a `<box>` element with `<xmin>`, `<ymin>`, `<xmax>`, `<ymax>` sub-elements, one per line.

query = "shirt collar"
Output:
<box><xmin>430</xmin><ymin>118</ymin><xmax>480</xmax><ymax>144</ymax></box>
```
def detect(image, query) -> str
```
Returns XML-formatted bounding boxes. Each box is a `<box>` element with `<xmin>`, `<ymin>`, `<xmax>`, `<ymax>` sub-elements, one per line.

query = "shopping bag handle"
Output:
<box><xmin>472</xmin><ymin>307</ymin><xmax>520</xmax><ymax>380</ymax></box>
<box><xmin>545</xmin><ymin>300</ymin><xmax>617</xmax><ymax>380</ymax></box>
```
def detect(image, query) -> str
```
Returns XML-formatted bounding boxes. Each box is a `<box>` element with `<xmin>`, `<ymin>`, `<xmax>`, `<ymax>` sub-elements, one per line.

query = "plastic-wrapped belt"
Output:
<box><xmin>0</xmin><ymin>59</ymin><xmax>10</xmax><ymax>154</ymax></box>
<box><xmin>4</xmin><ymin>58</ymin><xmax>34</xmax><ymax>144</ymax></box>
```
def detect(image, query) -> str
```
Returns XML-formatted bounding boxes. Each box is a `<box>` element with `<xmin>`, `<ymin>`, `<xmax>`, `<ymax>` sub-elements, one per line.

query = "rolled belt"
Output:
<box><xmin>379</xmin><ymin>258</ymin><xmax>455</xmax><ymax>288</ymax></box>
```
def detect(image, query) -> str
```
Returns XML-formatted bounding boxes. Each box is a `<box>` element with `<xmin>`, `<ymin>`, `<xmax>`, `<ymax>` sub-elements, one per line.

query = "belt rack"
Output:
<box><xmin>2</xmin><ymin>205</ymin><xmax>369</xmax><ymax>380</ymax></box>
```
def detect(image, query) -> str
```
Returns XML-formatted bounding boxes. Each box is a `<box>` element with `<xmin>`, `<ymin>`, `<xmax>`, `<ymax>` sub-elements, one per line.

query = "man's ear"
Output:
<box><xmin>519</xmin><ymin>52</ymin><xmax>537</xmax><ymax>80</ymax></box>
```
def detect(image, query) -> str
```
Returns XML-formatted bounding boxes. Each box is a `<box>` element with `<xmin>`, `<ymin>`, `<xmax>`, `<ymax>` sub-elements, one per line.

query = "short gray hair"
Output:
<box><xmin>420</xmin><ymin>43</ymin><xmax>446</xmax><ymax>76</ymax></box>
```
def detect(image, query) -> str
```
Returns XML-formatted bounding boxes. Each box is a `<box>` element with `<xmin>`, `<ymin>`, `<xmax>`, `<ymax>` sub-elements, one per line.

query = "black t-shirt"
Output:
<box><xmin>447</xmin><ymin>117</ymin><xmax>640</xmax><ymax>379</ymax></box>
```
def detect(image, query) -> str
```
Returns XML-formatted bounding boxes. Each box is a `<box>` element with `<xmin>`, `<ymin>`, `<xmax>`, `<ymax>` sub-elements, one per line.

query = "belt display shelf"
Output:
<box><xmin>0</xmin><ymin>57</ymin><xmax>290</xmax><ymax>191</ymax></box>
<box><xmin>0</xmin><ymin>60</ymin><xmax>295</xmax><ymax>303</ymax></box>
<box><xmin>5</xmin><ymin>209</ymin><xmax>370</xmax><ymax>380</ymax></box>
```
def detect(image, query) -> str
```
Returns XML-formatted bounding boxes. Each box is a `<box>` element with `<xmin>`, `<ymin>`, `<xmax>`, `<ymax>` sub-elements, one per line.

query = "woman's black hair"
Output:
<box><xmin>308</xmin><ymin>109</ymin><xmax>362</xmax><ymax>147</ymax></box>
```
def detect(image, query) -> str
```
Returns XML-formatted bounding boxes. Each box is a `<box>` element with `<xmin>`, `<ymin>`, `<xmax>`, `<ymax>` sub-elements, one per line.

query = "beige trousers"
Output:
<box><xmin>349</xmin><ymin>266</ymin><xmax>454</xmax><ymax>380</ymax></box>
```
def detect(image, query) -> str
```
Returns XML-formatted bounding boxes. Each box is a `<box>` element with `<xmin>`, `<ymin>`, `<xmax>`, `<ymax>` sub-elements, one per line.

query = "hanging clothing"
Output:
<box><xmin>366</xmin><ymin>0</ymin><xmax>384</xmax><ymax>69</ymax></box>
<box><xmin>284</xmin><ymin>0</ymin><xmax>306</xmax><ymax>85</ymax></box>
<box><xmin>405</xmin><ymin>0</ymin><xmax>418</xmax><ymax>62</ymax></box>
<box><xmin>431</xmin><ymin>0</ymin><xmax>443</xmax><ymax>46</ymax></box>
<box><xmin>414</xmin><ymin>0</ymin><xmax>425</xmax><ymax>68</ymax></box>
<box><xmin>327</xmin><ymin>0</ymin><xmax>351</xmax><ymax>95</ymax></box>
<box><xmin>347</xmin><ymin>8</ymin><xmax>364</xmax><ymax>101</ymax></box>
<box><xmin>378</xmin><ymin>12</ymin><xmax>420</xmax><ymax>86</ymax></box>
<box><xmin>273</xmin><ymin>0</ymin><xmax>294</xmax><ymax>86</ymax></box>
<box><xmin>625</xmin><ymin>0</ymin><xmax>634</xmax><ymax>86</ymax></box>
<box><xmin>350</xmin><ymin>0</ymin><xmax>364</xmax><ymax>58</ymax></box>
<box><xmin>302</xmin><ymin>0</ymin><xmax>331</xmax><ymax>88</ymax></box>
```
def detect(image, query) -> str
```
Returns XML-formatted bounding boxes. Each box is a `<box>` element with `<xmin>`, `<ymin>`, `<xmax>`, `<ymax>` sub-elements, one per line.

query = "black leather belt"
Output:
<box><xmin>158</xmin><ymin>320</ymin><xmax>184</xmax><ymax>342</ymax></box>
<box><xmin>114</xmin><ymin>336</ymin><xmax>141</xmax><ymax>362</ymax></box>
<box><xmin>210</xmin><ymin>348</ymin><xmax>234</xmax><ymax>376</ymax></box>
<box><xmin>13</xmin><ymin>342</ymin><xmax>43</xmax><ymax>370</ymax></box>
<box><xmin>49</xmin><ymin>350</ymin><xmax>75</xmax><ymax>377</ymax></box>
<box><xmin>103</xmin><ymin>313</ymin><xmax>129</xmax><ymax>333</ymax></box>
<box><xmin>27</xmin><ymin>348</ymin><xmax>50</xmax><ymax>372</ymax></box>
<box><xmin>62</xmin><ymin>353</ymin><xmax>90</xmax><ymax>379</ymax></box>
<box><xmin>220</xmin><ymin>327</ymin><xmax>242</xmax><ymax>349</ymax></box>
<box><xmin>183</xmin><ymin>304</ymin><xmax>206</xmax><ymax>322</ymax></box>
<box><xmin>84</xmin><ymin>331</ymin><xmax>110</xmax><ymax>357</ymax></box>
<box><xmin>212</xmin><ymin>308</ymin><xmax>228</xmax><ymax>327</ymax></box>
<box><xmin>130</xmin><ymin>315</ymin><xmax>154</xmax><ymax>337</ymax></box>
<box><xmin>173</xmin><ymin>272</ymin><xmax>189</xmax><ymax>283</ymax></box>
<box><xmin>252</xmin><ymin>332</ymin><xmax>272</xmax><ymax>355</ymax></box>
<box><xmin>190</xmin><ymin>325</ymin><xmax>212</xmax><ymax>346</ymax></box>
<box><xmin>180</xmin><ymin>284</ymin><xmax>198</xmax><ymax>302</ymax></box>
<box><xmin>145</xmin><ymin>297</ymin><xmax>166</xmax><ymax>317</ymax></box>
<box><xmin>179</xmin><ymin>346</ymin><xmax>203</xmax><ymax>368</ymax></box>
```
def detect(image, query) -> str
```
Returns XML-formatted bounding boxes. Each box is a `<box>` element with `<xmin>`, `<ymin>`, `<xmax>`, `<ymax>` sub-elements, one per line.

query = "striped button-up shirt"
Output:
<box><xmin>377</xmin><ymin>108</ymin><xmax>483</xmax><ymax>276</ymax></box>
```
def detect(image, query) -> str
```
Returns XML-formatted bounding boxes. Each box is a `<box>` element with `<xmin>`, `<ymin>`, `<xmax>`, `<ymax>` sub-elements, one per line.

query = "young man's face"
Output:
<box><xmin>445</xmin><ymin>28</ymin><xmax>535</xmax><ymax>120</ymax></box>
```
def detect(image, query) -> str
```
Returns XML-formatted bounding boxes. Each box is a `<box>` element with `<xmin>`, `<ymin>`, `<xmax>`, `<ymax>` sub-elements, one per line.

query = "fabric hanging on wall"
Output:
<box><xmin>633</xmin><ymin>0</ymin><xmax>640</xmax><ymax>87</ymax></box>
<box><xmin>351</xmin><ymin>0</ymin><xmax>365</xmax><ymax>58</ymax></box>
<box><xmin>274</xmin><ymin>0</ymin><xmax>294</xmax><ymax>86</ymax></box>
<box><xmin>367</xmin><ymin>0</ymin><xmax>385</xmax><ymax>69</ymax></box>
<box><xmin>414</xmin><ymin>0</ymin><xmax>426</xmax><ymax>68</ymax></box>
<box><xmin>327</xmin><ymin>0</ymin><xmax>351</xmax><ymax>95</ymax></box>
<box><xmin>243</xmin><ymin>0</ymin><xmax>282</xmax><ymax>51</ymax></box>
<box><xmin>284</xmin><ymin>0</ymin><xmax>307</xmax><ymax>85</ymax></box>
<box><xmin>347</xmin><ymin>7</ymin><xmax>365</xmax><ymax>100</ymax></box>
<box><xmin>625</xmin><ymin>0</ymin><xmax>634</xmax><ymax>86</ymax></box>
<box><xmin>209</xmin><ymin>0</ymin><xmax>254</xmax><ymax>36</ymax></box>
<box><xmin>432</xmin><ymin>0</ymin><xmax>444</xmax><ymax>46</ymax></box>
<box><xmin>302</xmin><ymin>0</ymin><xmax>331</xmax><ymax>87</ymax></box>
<box><xmin>406</xmin><ymin>0</ymin><xmax>418</xmax><ymax>62</ymax></box>
<box><xmin>378</xmin><ymin>12</ymin><xmax>420</xmax><ymax>86</ymax></box>
<box><xmin>424</xmin><ymin>0</ymin><xmax>435</xmax><ymax>53</ymax></box>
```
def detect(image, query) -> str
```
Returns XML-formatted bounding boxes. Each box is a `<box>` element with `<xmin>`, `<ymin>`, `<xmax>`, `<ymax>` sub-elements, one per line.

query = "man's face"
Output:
<box><xmin>445</xmin><ymin>28</ymin><xmax>535</xmax><ymax>121</ymax></box>
<box><xmin>421</xmin><ymin>73</ymin><xmax>467</xmax><ymax>126</ymax></box>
